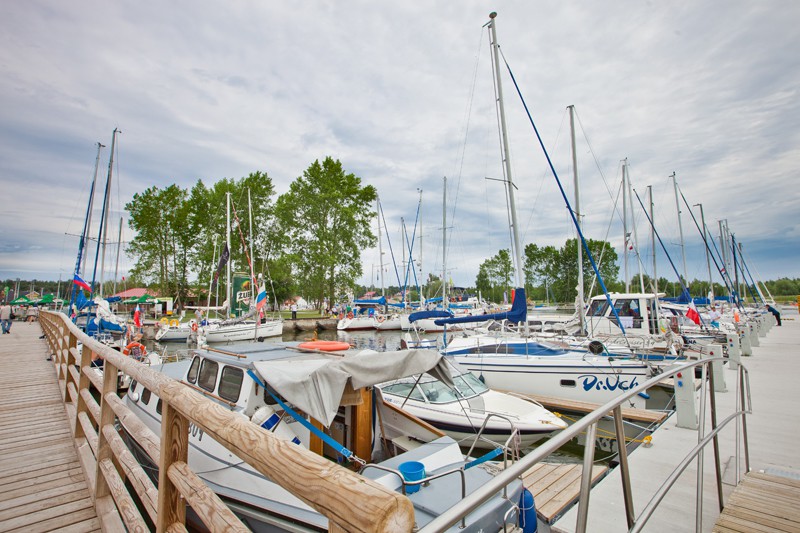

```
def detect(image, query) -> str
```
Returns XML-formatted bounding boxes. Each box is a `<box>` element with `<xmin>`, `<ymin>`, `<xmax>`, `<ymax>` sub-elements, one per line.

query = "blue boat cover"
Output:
<box><xmin>435</xmin><ymin>287</ymin><xmax>527</xmax><ymax>326</ymax></box>
<box><xmin>408</xmin><ymin>310</ymin><xmax>453</xmax><ymax>323</ymax></box>
<box><xmin>353</xmin><ymin>297</ymin><xmax>386</xmax><ymax>306</ymax></box>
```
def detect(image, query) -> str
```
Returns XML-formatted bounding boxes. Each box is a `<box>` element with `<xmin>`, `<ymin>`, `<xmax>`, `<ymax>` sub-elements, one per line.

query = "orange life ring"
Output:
<box><xmin>376</xmin><ymin>315</ymin><xmax>386</xmax><ymax>323</ymax></box>
<box><xmin>122</xmin><ymin>342</ymin><xmax>146</xmax><ymax>357</ymax></box>
<box><xmin>347</xmin><ymin>312</ymin><xmax>354</xmax><ymax>320</ymax></box>
<box><xmin>191</xmin><ymin>322</ymin><xmax>198</xmax><ymax>332</ymax></box>
<box><xmin>297</xmin><ymin>341</ymin><xmax>351</xmax><ymax>352</ymax></box>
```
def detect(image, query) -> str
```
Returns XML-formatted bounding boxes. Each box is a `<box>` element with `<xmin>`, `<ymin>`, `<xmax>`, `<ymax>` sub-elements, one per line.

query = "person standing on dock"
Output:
<box><xmin>0</xmin><ymin>302</ymin><xmax>12</xmax><ymax>334</ymax></box>
<box><xmin>291</xmin><ymin>302</ymin><xmax>297</xmax><ymax>320</ymax></box>
<box><xmin>766</xmin><ymin>303</ymin><xmax>782</xmax><ymax>326</ymax></box>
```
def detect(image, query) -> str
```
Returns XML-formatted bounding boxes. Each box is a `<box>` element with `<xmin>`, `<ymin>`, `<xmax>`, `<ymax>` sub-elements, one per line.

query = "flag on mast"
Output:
<box><xmin>686</xmin><ymin>301</ymin><xmax>701</xmax><ymax>325</ymax></box>
<box><xmin>73</xmin><ymin>274</ymin><xmax>91</xmax><ymax>292</ymax></box>
<box><xmin>210</xmin><ymin>244</ymin><xmax>230</xmax><ymax>291</ymax></box>
<box><xmin>255</xmin><ymin>285</ymin><xmax>267</xmax><ymax>311</ymax></box>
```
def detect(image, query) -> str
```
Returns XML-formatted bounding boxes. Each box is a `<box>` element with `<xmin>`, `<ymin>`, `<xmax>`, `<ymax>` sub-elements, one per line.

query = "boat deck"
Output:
<box><xmin>556</xmin><ymin>309</ymin><xmax>800</xmax><ymax>532</ymax></box>
<box><xmin>0</xmin><ymin>321</ymin><xmax>100</xmax><ymax>532</ymax></box>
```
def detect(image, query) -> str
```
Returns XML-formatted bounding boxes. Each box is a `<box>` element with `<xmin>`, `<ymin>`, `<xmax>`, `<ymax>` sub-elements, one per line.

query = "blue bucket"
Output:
<box><xmin>399</xmin><ymin>461</ymin><xmax>425</xmax><ymax>494</ymax></box>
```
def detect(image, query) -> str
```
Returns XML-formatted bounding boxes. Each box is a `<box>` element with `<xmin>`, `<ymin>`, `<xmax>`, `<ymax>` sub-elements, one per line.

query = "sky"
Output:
<box><xmin>1</xmin><ymin>1</ymin><xmax>798</xmax><ymax>296</ymax></box>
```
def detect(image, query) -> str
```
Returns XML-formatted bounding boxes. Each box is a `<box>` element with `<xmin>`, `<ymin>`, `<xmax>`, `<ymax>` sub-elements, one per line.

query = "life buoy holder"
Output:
<box><xmin>169</xmin><ymin>319</ymin><xmax>179</xmax><ymax>327</ymax></box>
<box><xmin>122</xmin><ymin>342</ymin><xmax>147</xmax><ymax>359</ymax></box>
<box><xmin>347</xmin><ymin>312</ymin><xmax>354</xmax><ymax>320</ymax></box>
<box><xmin>191</xmin><ymin>322</ymin><xmax>198</xmax><ymax>332</ymax></box>
<box><xmin>297</xmin><ymin>340</ymin><xmax>351</xmax><ymax>352</ymax></box>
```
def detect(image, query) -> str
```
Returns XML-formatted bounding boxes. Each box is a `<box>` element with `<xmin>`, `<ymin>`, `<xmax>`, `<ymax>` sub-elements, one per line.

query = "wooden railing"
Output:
<box><xmin>39</xmin><ymin>311</ymin><xmax>415</xmax><ymax>533</ymax></box>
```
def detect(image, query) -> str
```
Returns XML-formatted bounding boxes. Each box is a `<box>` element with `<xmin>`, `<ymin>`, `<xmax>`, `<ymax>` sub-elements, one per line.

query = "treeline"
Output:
<box><xmin>32</xmin><ymin>157</ymin><xmax>376</xmax><ymax>310</ymax></box>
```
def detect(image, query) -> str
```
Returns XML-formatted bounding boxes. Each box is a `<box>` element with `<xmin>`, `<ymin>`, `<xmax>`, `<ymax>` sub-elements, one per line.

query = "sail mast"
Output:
<box><xmin>622</xmin><ymin>159</ymin><xmax>629</xmax><ymax>293</ymax></box>
<box><xmin>442</xmin><ymin>176</ymin><xmax>447</xmax><ymax>304</ymax></box>
<box><xmin>672</xmin><ymin>172</ymin><xmax>688</xmax><ymax>286</ymax></box>
<box><xmin>488</xmin><ymin>12</ymin><xmax>524</xmax><ymax>289</ymax></box>
<box><xmin>568</xmin><ymin>105</ymin><xmax>584</xmax><ymax>332</ymax></box>
<box><xmin>97</xmin><ymin>128</ymin><xmax>119</xmax><ymax>298</ymax></box>
<box><xmin>694</xmin><ymin>202</ymin><xmax>714</xmax><ymax>301</ymax></box>
<box><xmin>226</xmin><ymin>191</ymin><xmax>231</xmax><ymax>318</ymax></box>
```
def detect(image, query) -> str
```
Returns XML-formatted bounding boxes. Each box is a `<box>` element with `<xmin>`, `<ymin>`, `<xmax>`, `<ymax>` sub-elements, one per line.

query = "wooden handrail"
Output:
<box><xmin>39</xmin><ymin>310</ymin><xmax>416</xmax><ymax>533</ymax></box>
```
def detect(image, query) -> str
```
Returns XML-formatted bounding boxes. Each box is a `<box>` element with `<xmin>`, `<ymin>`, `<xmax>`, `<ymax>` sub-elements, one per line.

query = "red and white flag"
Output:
<box><xmin>686</xmin><ymin>301</ymin><xmax>701</xmax><ymax>325</ymax></box>
<box><xmin>134</xmin><ymin>305</ymin><xmax>142</xmax><ymax>328</ymax></box>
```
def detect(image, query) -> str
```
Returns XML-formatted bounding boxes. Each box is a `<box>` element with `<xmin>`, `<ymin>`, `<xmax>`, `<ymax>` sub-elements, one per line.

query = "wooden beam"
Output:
<box><xmin>167</xmin><ymin>461</ymin><xmax>248</xmax><ymax>532</ymax></box>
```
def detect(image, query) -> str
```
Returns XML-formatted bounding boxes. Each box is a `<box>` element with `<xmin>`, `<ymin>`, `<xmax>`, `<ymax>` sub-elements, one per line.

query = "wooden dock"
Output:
<box><xmin>503</xmin><ymin>391</ymin><xmax>667</xmax><ymax>425</ymax></box>
<box><xmin>520</xmin><ymin>463</ymin><xmax>607</xmax><ymax>525</ymax></box>
<box><xmin>0</xmin><ymin>321</ymin><xmax>100</xmax><ymax>532</ymax></box>
<box><xmin>714</xmin><ymin>471</ymin><xmax>800</xmax><ymax>532</ymax></box>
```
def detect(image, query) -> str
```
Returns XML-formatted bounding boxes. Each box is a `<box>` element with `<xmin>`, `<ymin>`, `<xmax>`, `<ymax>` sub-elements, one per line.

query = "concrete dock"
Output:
<box><xmin>556</xmin><ymin>308</ymin><xmax>800</xmax><ymax>532</ymax></box>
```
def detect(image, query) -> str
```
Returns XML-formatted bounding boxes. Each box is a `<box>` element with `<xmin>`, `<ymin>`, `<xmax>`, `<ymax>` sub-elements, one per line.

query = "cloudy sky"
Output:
<box><xmin>1</xmin><ymin>1</ymin><xmax>798</xmax><ymax>295</ymax></box>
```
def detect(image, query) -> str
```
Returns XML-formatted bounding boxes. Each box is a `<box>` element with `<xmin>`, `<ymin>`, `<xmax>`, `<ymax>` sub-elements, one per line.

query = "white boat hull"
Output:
<box><xmin>202</xmin><ymin>320</ymin><xmax>283</xmax><ymax>343</ymax></box>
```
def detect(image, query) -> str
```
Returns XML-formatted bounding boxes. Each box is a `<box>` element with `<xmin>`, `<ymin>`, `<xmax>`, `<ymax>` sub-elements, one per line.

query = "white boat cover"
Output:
<box><xmin>251</xmin><ymin>349</ymin><xmax>453</xmax><ymax>426</ymax></box>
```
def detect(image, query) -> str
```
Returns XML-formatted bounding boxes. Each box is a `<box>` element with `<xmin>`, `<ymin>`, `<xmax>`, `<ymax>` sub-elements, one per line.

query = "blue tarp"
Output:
<box><xmin>408</xmin><ymin>310</ymin><xmax>453</xmax><ymax>323</ymax></box>
<box><xmin>435</xmin><ymin>287</ymin><xmax>527</xmax><ymax>326</ymax></box>
<box><xmin>354</xmin><ymin>297</ymin><xmax>386</xmax><ymax>306</ymax></box>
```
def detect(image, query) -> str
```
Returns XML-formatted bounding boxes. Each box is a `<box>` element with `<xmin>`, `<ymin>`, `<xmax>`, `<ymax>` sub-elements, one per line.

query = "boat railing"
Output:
<box><xmin>464</xmin><ymin>413</ymin><xmax>521</xmax><ymax>467</ymax></box>
<box><xmin>419</xmin><ymin>355</ymin><xmax>752</xmax><ymax>532</ymax></box>
<box><xmin>38</xmin><ymin>310</ymin><xmax>416</xmax><ymax>533</ymax></box>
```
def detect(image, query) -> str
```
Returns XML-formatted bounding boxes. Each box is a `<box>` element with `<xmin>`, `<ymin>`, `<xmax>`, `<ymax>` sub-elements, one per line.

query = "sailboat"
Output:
<box><xmin>437</xmin><ymin>13</ymin><xmax>652</xmax><ymax>408</ymax></box>
<box><xmin>201</xmin><ymin>192</ymin><xmax>283</xmax><ymax>343</ymax></box>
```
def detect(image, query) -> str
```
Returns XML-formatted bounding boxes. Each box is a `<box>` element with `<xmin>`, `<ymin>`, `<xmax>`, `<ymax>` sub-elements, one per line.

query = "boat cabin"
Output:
<box><xmin>586</xmin><ymin>292</ymin><xmax>666</xmax><ymax>335</ymax></box>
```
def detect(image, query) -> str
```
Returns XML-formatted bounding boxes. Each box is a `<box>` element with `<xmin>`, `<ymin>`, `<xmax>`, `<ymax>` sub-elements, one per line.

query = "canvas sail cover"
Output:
<box><xmin>251</xmin><ymin>348</ymin><xmax>453</xmax><ymax>426</ymax></box>
<box><xmin>435</xmin><ymin>287</ymin><xmax>527</xmax><ymax>326</ymax></box>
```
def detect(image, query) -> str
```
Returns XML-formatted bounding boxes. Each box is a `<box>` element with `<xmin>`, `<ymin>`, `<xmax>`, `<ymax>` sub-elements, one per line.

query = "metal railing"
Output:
<box><xmin>420</xmin><ymin>355</ymin><xmax>752</xmax><ymax>532</ymax></box>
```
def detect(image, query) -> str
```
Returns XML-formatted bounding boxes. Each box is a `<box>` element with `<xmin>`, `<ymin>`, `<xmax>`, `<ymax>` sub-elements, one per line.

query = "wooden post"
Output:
<box><xmin>351</xmin><ymin>387</ymin><xmax>373</xmax><ymax>462</ymax></box>
<box><xmin>156</xmin><ymin>401</ymin><xmax>189</xmax><ymax>532</ymax></box>
<box><xmin>74</xmin><ymin>343</ymin><xmax>95</xmax><ymax>441</ymax></box>
<box><xmin>64</xmin><ymin>330</ymin><xmax>79</xmax><ymax>404</ymax></box>
<box><xmin>95</xmin><ymin>359</ymin><xmax>120</xmax><ymax>500</ymax></box>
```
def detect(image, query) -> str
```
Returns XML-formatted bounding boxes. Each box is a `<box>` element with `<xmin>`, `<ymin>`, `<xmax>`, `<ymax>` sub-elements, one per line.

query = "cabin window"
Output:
<box><xmin>129</xmin><ymin>380</ymin><xmax>137</xmax><ymax>392</ymax></box>
<box><xmin>588</xmin><ymin>300</ymin><xmax>609</xmax><ymax>317</ymax></box>
<box><xmin>197</xmin><ymin>359</ymin><xmax>219</xmax><ymax>392</ymax></box>
<box><xmin>187</xmin><ymin>356</ymin><xmax>201</xmax><ymax>384</ymax></box>
<box><xmin>141</xmin><ymin>387</ymin><xmax>151</xmax><ymax>405</ymax></box>
<box><xmin>453</xmin><ymin>372</ymin><xmax>489</xmax><ymax>398</ymax></box>
<box><xmin>381</xmin><ymin>382</ymin><xmax>425</xmax><ymax>402</ymax></box>
<box><xmin>614</xmin><ymin>299</ymin><xmax>641</xmax><ymax>319</ymax></box>
<box><xmin>418</xmin><ymin>381</ymin><xmax>459</xmax><ymax>403</ymax></box>
<box><xmin>219</xmin><ymin>366</ymin><xmax>243</xmax><ymax>403</ymax></box>
<box><xmin>156</xmin><ymin>399</ymin><xmax>162</xmax><ymax>415</ymax></box>
<box><xmin>560</xmin><ymin>379</ymin><xmax>576</xmax><ymax>388</ymax></box>
<box><xmin>263</xmin><ymin>384</ymin><xmax>284</xmax><ymax>406</ymax></box>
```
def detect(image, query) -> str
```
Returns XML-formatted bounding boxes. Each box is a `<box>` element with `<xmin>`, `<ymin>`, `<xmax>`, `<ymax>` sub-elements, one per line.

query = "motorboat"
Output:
<box><xmin>378</xmin><ymin>359</ymin><xmax>567</xmax><ymax>449</ymax></box>
<box><xmin>123</xmin><ymin>341</ymin><xmax>529</xmax><ymax>532</ymax></box>
<box><xmin>201</xmin><ymin>317</ymin><xmax>283</xmax><ymax>343</ymax></box>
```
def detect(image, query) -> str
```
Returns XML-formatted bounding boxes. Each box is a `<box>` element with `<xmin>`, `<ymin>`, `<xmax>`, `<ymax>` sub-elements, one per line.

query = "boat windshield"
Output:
<box><xmin>382</xmin><ymin>371</ymin><xmax>489</xmax><ymax>404</ymax></box>
<box><xmin>588</xmin><ymin>299</ymin><xmax>609</xmax><ymax>317</ymax></box>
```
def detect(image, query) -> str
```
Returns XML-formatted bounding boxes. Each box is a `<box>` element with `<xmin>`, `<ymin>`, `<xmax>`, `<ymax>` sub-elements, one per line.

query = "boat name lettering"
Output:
<box><xmin>189</xmin><ymin>422</ymin><xmax>204</xmax><ymax>441</ymax></box>
<box><xmin>578</xmin><ymin>374</ymin><xmax>639</xmax><ymax>393</ymax></box>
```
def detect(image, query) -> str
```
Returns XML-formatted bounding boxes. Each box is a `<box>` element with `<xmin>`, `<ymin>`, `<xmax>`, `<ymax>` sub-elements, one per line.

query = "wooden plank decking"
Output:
<box><xmin>0</xmin><ymin>320</ymin><xmax>100</xmax><ymax>533</ymax></box>
<box><xmin>519</xmin><ymin>463</ymin><xmax>608</xmax><ymax>524</ymax></box>
<box><xmin>502</xmin><ymin>391</ymin><xmax>667</xmax><ymax>424</ymax></box>
<box><xmin>713</xmin><ymin>471</ymin><xmax>800</xmax><ymax>532</ymax></box>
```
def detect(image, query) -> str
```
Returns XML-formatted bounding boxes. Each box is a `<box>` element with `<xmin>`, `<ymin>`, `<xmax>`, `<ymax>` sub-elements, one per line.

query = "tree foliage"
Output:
<box><xmin>476</xmin><ymin>249</ymin><xmax>514</xmax><ymax>303</ymax></box>
<box><xmin>273</xmin><ymin>157</ymin><xmax>377</xmax><ymax>308</ymax></box>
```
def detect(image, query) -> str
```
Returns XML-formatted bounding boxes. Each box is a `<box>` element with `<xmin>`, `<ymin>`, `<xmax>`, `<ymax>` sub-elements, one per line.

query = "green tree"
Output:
<box><xmin>476</xmin><ymin>249</ymin><xmax>514</xmax><ymax>302</ymax></box>
<box><xmin>273</xmin><ymin>157</ymin><xmax>377</xmax><ymax>309</ymax></box>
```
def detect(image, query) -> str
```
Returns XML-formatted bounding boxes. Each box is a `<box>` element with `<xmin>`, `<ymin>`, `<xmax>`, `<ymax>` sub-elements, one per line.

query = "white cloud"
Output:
<box><xmin>1</xmin><ymin>1</ymin><xmax>798</xmax><ymax>289</ymax></box>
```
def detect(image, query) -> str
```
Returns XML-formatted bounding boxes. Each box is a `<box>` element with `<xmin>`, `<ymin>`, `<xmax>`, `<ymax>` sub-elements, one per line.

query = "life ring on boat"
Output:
<box><xmin>191</xmin><ymin>322</ymin><xmax>198</xmax><ymax>332</ymax></box>
<box><xmin>338</xmin><ymin>312</ymin><xmax>344</xmax><ymax>320</ymax></box>
<box><xmin>169</xmin><ymin>319</ymin><xmax>179</xmax><ymax>327</ymax></box>
<box><xmin>251</xmin><ymin>405</ymin><xmax>301</xmax><ymax>445</ymax></box>
<box><xmin>376</xmin><ymin>315</ymin><xmax>386</xmax><ymax>323</ymax></box>
<box><xmin>347</xmin><ymin>312</ymin><xmax>354</xmax><ymax>320</ymax></box>
<box><xmin>122</xmin><ymin>342</ymin><xmax>146</xmax><ymax>359</ymax></box>
<box><xmin>160</xmin><ymin>317</ymin><xmax>169</xmax><ymax>324</ymax></box>
<box><xmin>297</xmin><ymin>340</ymin><xmax>351</xmax><ymax>352</ymax></box>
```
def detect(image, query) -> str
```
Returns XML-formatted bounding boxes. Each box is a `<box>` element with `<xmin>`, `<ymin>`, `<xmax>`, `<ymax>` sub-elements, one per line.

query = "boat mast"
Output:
<box><xmin>226</xmin><ymin>191</ymin><xmax>231</xmax><ymax>318</ymax></box>
<box><xmin>377</xmin><ymin>197</ymin><xmax>385</xmax><ymax>300</ymax></box>
<box><xmin>648</xmin><ymin>185</ymin><xmax>658</xmax><ymax>296</ymax></box>
<box><xmin>671</xmin><ymin>172</ymin><xmax>688</xmax><ymax>286</ymax></box>
<box><xmin>82</xmin><ymin>142</ymin><xmax>105</xmax><ymax>277</ymax></box>
<box><xmin>488</xmin><ymin>12</ymin><xmax>524</xmax><ymax>290</ymax></box>
<box><xmin>629</xmin><ymin>170</ymin><xmax>645</xmax><ymax>292</ymax></box>
<box><xmin>97</xmin><ymin>128</ymin><xmax>119</xmax><ymax>298</ymax></box>
<box><xmin>694</xmin><ymin>202</ymin><xmax>714</xmax><ymax>302</ymax></box>
<box><xmin>568</xmin><ymin>105</ymin><xmax>584</xmax><ymax>333</ymax></box>
<box><xmin>112</xmin><ymin>217</ymin><xmax>123</xmax><ymax>296</ymax></box>
<box><xmin>442</xmin><ymin>176</ymin><xmax>447</xmax><ymax>304</ymax></box>
<box><xmin>622</xmin><ymin>159</ymin><xmax>629</xmax><ymax>293</ymax></box>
